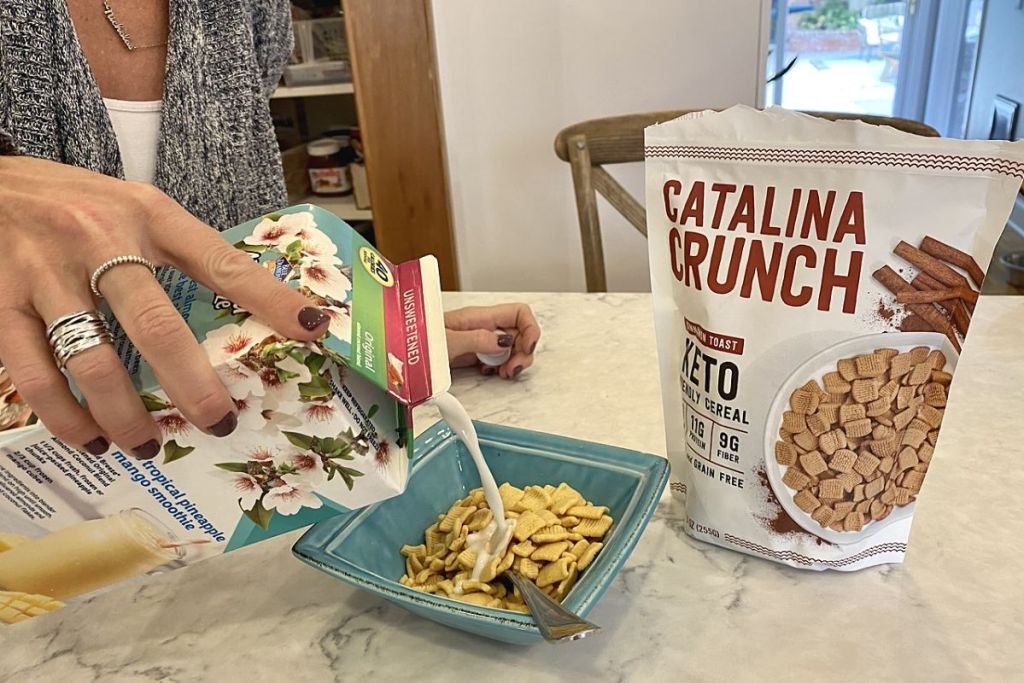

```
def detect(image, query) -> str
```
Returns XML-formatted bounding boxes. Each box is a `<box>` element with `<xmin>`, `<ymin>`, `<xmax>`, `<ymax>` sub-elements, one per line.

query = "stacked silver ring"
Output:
<box><xmin>47</xmin><ymin>311</ymin><xmax>114</xmax><ymax>371</ymax></box>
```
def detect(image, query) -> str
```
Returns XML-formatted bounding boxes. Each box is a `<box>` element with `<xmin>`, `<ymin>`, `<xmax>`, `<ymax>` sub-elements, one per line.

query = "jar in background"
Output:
<box><xmin>307</xmin><ymin>139</ymin><xmax>352</xmax><ymax>196</ymax></box>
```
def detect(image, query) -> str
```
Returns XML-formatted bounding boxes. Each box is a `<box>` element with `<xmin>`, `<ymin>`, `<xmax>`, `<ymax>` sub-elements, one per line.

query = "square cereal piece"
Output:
<box><xmin>844</xmin><ymin>418</ymin><xmax>872</xmax><ymax>439</ymax></box>
<box><xmin>839</xmin><ymin>404</ymin><xmax>866</xmax><ymax>424</ymax></box>
<box><xmin>910</xmin><ymin>346</ymin><xmax>930</xmax><ymax>364</ymax></box>
<box><xmin>874</xmin><ymin>347</ymin><xmax>899</xmax><ymax>362</ymax></box>
<box><xmin>789</xmin><ymin>388</ymin><xmax>820</xmax><ymax>415</ymax></box>
<box><xmin>829</xmin><ymin>521</ymin><xmax>845</xmax><ymax>532</ymax></box>
<box><xmin>851</xmin><ymin>379</ymin><xmax>879</xmax><ymax>403</ymax></box>
<box><xmin>864</xmin><ymin>476</ymin><xmax>884</xmax><ymax>498</ymax></box>
<box><xmin>846</xmin><ymin>435</ymin><xmax>862</xmax><ymax>451</ymax></box>
<box><xmin>801</xmin><ymin>379</ymin><xmax>831</xmax><ymax>402</ymax></box>
<box><xmin>928</xmin><ymin>430</ymin><xmax>939</xmax><ymax>446</ymax></box>
<box><xmin>824</xmin><ymin>372</ymin><xmax>852</xmax><ymax>394</ymax></box>
<box><xmin>902</xmin><ymin>428</ymin><xmax>928</xmax><ymax>450</ymax></box>
<box><xmin>907</xmin><ymin>417</ymin><xmax>931</xmax><ymax>434</ymax></box>
<box><xmin>793</xmin><ymin>489</ymin><xmax>821</xmax><ymax>513</ymax></box>
<box><xmin>775</xmin><ymin>441</ymin><xmax>798</xmax><ymax>467</ymax></box>
<box><xmin>856</xmin><ymin>499</ymin><xmax>873</xmax><ymax>515</ymax></box>
<box><xmin>782</xmin><ymin>411</ymin><xmax>807</xmax><ymax>434</ymax></box>
<box><xmin>779</xmin><ymin>428</ymin><xmax>795</xmax><ymax>445</ymax></box>
<box><xmin>878</xmin><ymin>455</ymin><xmax>895</xmax><ymax>474</ymax></box>
<box><xmin>818</xmin><ymin>429</ymin><xmax>846</xmax><ymax>455</ymax></box>
<box><xmin>923</xmin><ymin>383</ymin><xmax>947</xmax><ymax>407</ymax></box>
<box><xmin>833</xmin><ymin>501</ymin><xmax>855</xmax><ymax>521</ymax></box>
<box><xmin>783</xmin><ymin>468</ymin><xmax>812</xmax><ymax>490</ymax></box>
<box><xmin>829</xmin><ymin>449</ymin><xmax>857</xmax><ymax>473</ymax></box>
<box><xmin>799</xmin><ymin>451</ymin><xmax>829</xmax><ymax>477</ymax></box>
<box><xmin>903</xmin><ymin>470</ymin><xmax>926</xmax><ymax>493</ymax></box>
<box><xmin>919</xmin><ymin>404</ymin><xmax>944</xmax><ymax>429</ymax></box>
<box><xmin>896</xmin><ymin>386</ymin><xmax>915</xmax><ymax>410</ymax></box>
<box><xmin>894</xmin><ymin>407</ymin><xmax>916</xmax><ymax>431</ymax></box>
<box><xmin>873</xmin><ymin>424</ymin><xmax>896</xmax><ymax>441</ymax></box>
<box><xmin>855</xmin><ymin>353</ymin><xmax>888</xmax><ymax>378</ymax></box>
<box><xmin>928</xmin><ymin>349</ymin><xmax>947</xmax><ymax>371</ymax></box>
<box><xmin>879</xmin><ymin>380</ymin><xmax>900</xmax><ymax>403</ymax></box>
<box><xmin>932</xmin><ymin>370</ymin><xmax>953</xmax><ymax>386</ymax></box>
<box><xmin>837</xmin><ymin>358</ymin><xmax>858</xmax><ymax>381</ymax></box>
<box><xmin>918</xmin><ymin>443</ymin><xmax>935</xmax><ymax>463</ymax></box>
<box><xmin>869</xmin><ymin>438</ymin><xmax>898</xmax><ymax>459</ymax></box>
<box><xmin>881</xmin><ymin>485</ymin><xmax>896</xmax><ymax>505</ymax></box>
<box><xmin>816</xmin><ymin>403</ymin><xmax>840</xmax><ymax>427</ymax></box>
<box><xmin>853</xmin><ymin>484</ymin><xmax>866</xmax><ymax>502</ymax></box>
<box><xmin>818</xmin><ymin>478</ymin><xmax>844</xmax><ymax>500</ymax></box>
<box><xmin>838</xmin><ymin>471</ymin><xmax>864</xmax><ymax>493</ymax></box>
<box><xmin>890</xmin><ymin>352</ymin><xmax>913</xmax><ymax>378</ymax></box>
<box><xmin>866</xmin><ymin>398</ymin><xmax>890</xmax><ymax>417</ymax></box>
<box><xmin>893</xmin><ymin>487</ymin><xmax>913</xmax><ymax>506</ymax></box>
<box><xmin>908</xmin><ymin>362</ymin><xmax>932</xmax><ymax>386</ymax></box>
<box><xmin>876</xmin><ymin>413</ymin><xmax>895</xmax><ymax>427</ymax></box>
<box><xmin>870</xmin><ymin>499</ymin><xmax>886</xmax><ymax>520</ymax></box>
<box><xmin>844</xmin><ymin>511</ymin><xmax>866</xmax><ymax>532</ymax></box>
<box><xmin>854</xmin><ymin>452</ymin><xmax>881</xmax><ymax>477</ymax></box>
<box><xmin>806</xmin><ymin>413</ymin><xmax>829</xmax><ymax>437</ymax></box>
<box><xmin>897</xmin><ymin>446</ymin><xmax>919</xmax><ymax>472</ymax></box>
<box><xmin>794</xmin><ymin>430</ymin><xmax>819</xmax><ymax>451</ymax></box>
<box><xmin>811</xmin><ymin>505</ymin><xmax>836</xmax><ymax>528</ymax></box>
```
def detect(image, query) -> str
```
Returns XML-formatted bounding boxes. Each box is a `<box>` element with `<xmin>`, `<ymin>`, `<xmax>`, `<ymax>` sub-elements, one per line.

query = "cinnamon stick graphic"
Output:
<box><xmin>873</xmin><ymin>266</ymin><xmax>961</xmax><ymax>352</ymax></box>
<box><xmin>950</xmin><ymin>300</ymin><xmax>971</xmax><ymax>337</ymax></box>
<box><xmin>920</xmin><ymin>236</ymin><xmax>986</xmax><ymax>289</ymax></box>
<box><xmin>898</xmin><ymin>315</ymin><xmax>933</xmax><ymax>332</ymax></box>
<box><xmin>911</xmin><ymin>273</ymin><xmax>955</xmax><ymax>315</ymax></box>
<box><xmin>896</xmin><ymin>287</ymin><xmax>978</xmax><ymax>305</ymax></box>
<box><xmin>894</xmin><ymin>241</ymin><xmax>970</xmax><ymax>289</ymax></box>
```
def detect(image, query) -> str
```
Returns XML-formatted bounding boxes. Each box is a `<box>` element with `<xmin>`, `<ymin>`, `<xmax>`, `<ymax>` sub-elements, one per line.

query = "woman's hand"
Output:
<box><xmin>0</xmin><ymin>156</ymin><xmax>329</xmax><ymax>458</ymax></box>
<box><xmin>444</xmin><ymin>304</ymin><xmax>541</xmax><ymax>379</ymax></box>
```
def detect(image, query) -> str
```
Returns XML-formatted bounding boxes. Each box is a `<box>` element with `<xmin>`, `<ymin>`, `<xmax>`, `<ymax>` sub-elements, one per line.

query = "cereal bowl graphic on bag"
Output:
<box><xmin>764</xmin><ymin>332</ymin><xmax>957</xmax><ymax>545</ymax></box>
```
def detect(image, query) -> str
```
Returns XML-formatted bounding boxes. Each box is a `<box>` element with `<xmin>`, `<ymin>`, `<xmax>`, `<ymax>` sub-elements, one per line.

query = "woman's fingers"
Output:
<box><xmin>443</xmin><ymin>304</ymin><xmax>541</xmax><ymax>380</ymax></box>
<box><xmin>151</xmin><ymin>211</ymin><xmax>330</xmax><ymax>340</ymax></box>
<box><xmin>32</xmin><ymin>286</ymin><xmax>164</xmax><ymax>459</ymax></box>
<box><xmin>445</xmin><ymin>328</ymin><xmax>512</xmax><ymax>367</ymax></box>
<box><xmin>97</xmin><ymin>265</ymin><xmax>238</xmax><ymax>440</ymax></box>
<box><xmin>0</xmin><ymin>309</ymin><xmax>108</xmax><ymax>454</ymax></box>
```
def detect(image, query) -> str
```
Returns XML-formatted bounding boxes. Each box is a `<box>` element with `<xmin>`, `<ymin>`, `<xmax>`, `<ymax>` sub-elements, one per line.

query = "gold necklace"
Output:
<box><xmin>102</xmin><ymin>0</ymin><xmax>167</xmax><ymax>51</ymax></box>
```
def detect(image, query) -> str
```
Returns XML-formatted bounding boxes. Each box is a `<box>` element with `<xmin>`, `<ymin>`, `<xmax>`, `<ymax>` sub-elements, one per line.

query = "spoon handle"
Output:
<box><xmin>505</xmin><ymin>569</ymin><xmax>599</xmax><ymax>642</ymax></box>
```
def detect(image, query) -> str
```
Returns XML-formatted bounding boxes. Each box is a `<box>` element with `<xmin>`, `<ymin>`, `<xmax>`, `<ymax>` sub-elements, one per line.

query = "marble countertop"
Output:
<box><xmin>4</xmin><ymin>293</ymin><xmax>1023</xmax><ymax>682</ymax></box>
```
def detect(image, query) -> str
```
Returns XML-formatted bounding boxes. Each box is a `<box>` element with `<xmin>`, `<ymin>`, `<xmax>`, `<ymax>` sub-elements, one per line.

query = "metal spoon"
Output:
<box><xmin>505</xmin><ymin>569</ymin><xmax>599</xmax><ymax>642</ymax></box>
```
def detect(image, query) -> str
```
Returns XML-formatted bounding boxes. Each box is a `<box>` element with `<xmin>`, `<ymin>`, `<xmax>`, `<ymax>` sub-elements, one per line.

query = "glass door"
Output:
<box><xmin>766</xmin><ymin>0</ymin><xmax>985</xmax><ymax>136</ymax></box>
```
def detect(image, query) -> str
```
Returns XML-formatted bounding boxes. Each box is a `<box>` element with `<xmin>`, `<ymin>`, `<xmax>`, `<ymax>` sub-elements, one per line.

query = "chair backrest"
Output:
<box><xmin>554</xmin><ymin>109</ymin><xmax>940</xmax><ymax>292</ymax></box>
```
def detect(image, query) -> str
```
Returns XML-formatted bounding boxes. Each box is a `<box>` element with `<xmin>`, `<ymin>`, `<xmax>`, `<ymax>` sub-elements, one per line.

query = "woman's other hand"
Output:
<box><xmin>444</xmin><ymin>303</ymin><xmax>541</xmax><ymax>379</ymax></box>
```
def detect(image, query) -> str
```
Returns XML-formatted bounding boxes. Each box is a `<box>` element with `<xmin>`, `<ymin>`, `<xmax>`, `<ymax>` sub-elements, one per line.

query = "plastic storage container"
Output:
<box><xmin>284</xmin><ymin>17</ymin><xmax>351</xmax><ymax>86</ymax></box>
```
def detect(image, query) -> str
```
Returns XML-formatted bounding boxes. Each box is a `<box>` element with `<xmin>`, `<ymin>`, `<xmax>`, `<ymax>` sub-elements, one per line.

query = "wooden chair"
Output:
<box><xmin>554</xmin><ymin>110</ymin><xmax>940</xmax><ymax>292</ymax></box>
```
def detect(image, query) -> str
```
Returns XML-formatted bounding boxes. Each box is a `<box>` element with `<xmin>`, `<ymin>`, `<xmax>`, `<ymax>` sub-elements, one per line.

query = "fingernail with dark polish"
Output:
<box><xmin>497</xmin><ymin>334</ymin><xmax>514</xmax><ymax>348</ymax></box>
<box><xmin>208</xmin><ymin>412</ymin><xmax>238</xmax><ymax>438</ymax></box>
<box><xmin>133</xmin><ymin>440</ymin><xmax>161</xmax><ymax>460</ymax></box>
<box><xmin>513</xmin><ymin>366</ymin><xmax>524</xmax><ymax>378</ymax></box>
<box><xmin>84</xmin><ymin>437</ymin><xmax>109</xmax><ymax>455</ymax></box>
<box><xmin>529</xmin><ymin>341</ymin><xmax>537</xmax><ymax>355</ymax></box>
<box><xmin>298</xmin><ymin>306</ymin><xmax>330</xmax><ymax>331</ymax></box>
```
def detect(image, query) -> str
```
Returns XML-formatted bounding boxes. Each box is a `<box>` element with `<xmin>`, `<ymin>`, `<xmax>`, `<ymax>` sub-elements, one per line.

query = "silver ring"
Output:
<box><xmin>47</xmin><ymin>310</ymin><xmax>114</xmax><ymax>371</ymax></box>
<box><xmin>90</xmin><ymin>255</ymin><xmax>158</xmax><ymax>298</ymax></box>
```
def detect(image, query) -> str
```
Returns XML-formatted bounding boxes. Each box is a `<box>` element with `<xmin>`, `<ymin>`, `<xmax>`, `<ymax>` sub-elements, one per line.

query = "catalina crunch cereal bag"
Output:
<box><xmin>645</xmin><ymin>107</ymin><xmax>1024</xmax><ymax>570</ymax></box>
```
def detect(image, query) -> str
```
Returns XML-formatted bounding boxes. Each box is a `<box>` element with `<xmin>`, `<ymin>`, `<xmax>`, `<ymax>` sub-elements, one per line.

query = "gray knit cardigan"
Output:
<box><xmin>0</xmin><ymin>0</ymin><xmax>293</xmax><ymax>230</ymax></box>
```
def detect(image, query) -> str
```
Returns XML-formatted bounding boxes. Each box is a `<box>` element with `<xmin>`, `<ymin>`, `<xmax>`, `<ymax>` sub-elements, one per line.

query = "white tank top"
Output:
<box><xmin>103</xmin><ymin>98</ymin><xmax>163</xmax><ymax>184</ymax></box>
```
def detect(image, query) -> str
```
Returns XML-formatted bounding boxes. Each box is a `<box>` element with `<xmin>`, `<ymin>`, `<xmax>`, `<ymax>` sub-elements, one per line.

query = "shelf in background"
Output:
<box><xmin>271</xmin><ymin>82</ymin><xmax>354</xmax><ymax>99</ymax></box>
<box><xmin>302</xmin><ymin>194</ymin><xmax>372</xmax><ymax>221</ymax></box>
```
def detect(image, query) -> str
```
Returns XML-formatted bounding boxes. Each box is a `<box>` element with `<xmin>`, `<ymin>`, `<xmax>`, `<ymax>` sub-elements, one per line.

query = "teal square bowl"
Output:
<box><xmin>292</xmin><ymin>420</ymin><xmax>669</xmax><ymax>645</ymax></box>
